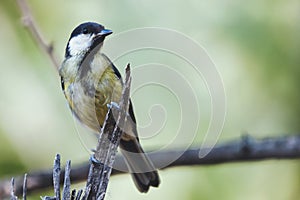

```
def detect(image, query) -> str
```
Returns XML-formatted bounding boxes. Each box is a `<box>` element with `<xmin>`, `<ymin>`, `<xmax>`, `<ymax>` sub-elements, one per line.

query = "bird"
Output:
<box><xmin>59</xmin><ymin>22</ymin><xmax>160</xmax><ymax>193</ymax></box>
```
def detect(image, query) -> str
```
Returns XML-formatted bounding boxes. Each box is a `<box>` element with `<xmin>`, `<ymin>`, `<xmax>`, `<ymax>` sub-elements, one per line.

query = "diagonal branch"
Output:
<box><xmin>1</xmin><ymin>135</ymin><xmax>300</xmax><ymax>198</ymax></box>
<box><xmin>16</xmin><ymin>0</ymin><xmax>60</xmax><ymax>70</ymax></box>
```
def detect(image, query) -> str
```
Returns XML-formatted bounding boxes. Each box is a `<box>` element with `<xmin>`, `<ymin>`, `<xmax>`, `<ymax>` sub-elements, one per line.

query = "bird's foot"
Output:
<box><xmin>107</xmin><ymin>101</ymin><xmax>120</xmax><ymax>110</ymax></box>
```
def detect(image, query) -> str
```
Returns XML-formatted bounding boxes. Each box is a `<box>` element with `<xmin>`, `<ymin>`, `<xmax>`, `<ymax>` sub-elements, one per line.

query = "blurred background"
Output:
<box><xmin>0</xmin><ymin>0</ymin><xmax>299</xmax><ymax>199</ymax></box>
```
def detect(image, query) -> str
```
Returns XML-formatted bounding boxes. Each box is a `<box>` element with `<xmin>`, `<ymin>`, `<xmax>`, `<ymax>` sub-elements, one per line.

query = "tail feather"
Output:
<box><xmin>120</xmin><ymin>138</ymin><xmax>160</xmax><ymax>193</ymax></box>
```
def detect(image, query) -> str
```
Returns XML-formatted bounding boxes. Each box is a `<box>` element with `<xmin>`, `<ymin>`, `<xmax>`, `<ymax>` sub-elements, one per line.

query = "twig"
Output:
<box><xmin>22</xmin><ymin>174</ymin><xmax>27</xmax><ymax>200</ymax></box>
<box><xmin>71</xmin><ymin>190</ymin><xmax>76</xmax><ymax>200</ymax></box>
<box><xmin>16</xmin><ymin>0</ymin><xmax>60</xmax><ymax>69</ymax></box>
<box><xmin>83</xmin><ymin>108</ymin><xmax>114</xmax><ymax>199</ymax></box>
<box><xmin>1</xmin><ymin>135</ymin><xmax>300</xmax><ymax>198</ymax></box>
<box><xmin>53</xmin><ymin>154</ymin><xmax>61</xmax><ymax>199</ymax></box>
<box><xmin>62</xmin><ymin>161</ymin><xmax>71</xmax><ymax>200</ymax></box>
<box><xmin>53</xmin><ymin>154</ymin><xmax>61</xmax><ymax>200</ymax></box>
<box><xmin>75</xmin><ymin>189</ymin><xmax>83</xmax><ymax>200</ymax></box>
<box><xmin>82</xmin><ymin>185</ymin><xmax>91</xmax><ymax>200</ymax></box>
<box><xmin>84</xmin><ymin>64</ymin><xmax>131</xmax><ymax>200</ymax></box>
<box><xmin>10</xmin><ymin>178</ymin><xmax>17</xmax><ymax>200</ymax></box>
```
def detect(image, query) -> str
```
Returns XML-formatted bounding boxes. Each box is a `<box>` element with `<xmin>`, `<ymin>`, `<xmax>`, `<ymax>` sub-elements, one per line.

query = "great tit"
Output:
<box><xmin>59</xmin><ymin>22</ymin><xmax>160</xmax><ymax>193</ymax></box>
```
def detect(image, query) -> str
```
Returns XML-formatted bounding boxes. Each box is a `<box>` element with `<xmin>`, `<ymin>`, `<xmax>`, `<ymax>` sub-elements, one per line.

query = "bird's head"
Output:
<box><xmin>65</xmin><ymin>22</ymin><xmax>112</xmax><ymax>58</ymax></box>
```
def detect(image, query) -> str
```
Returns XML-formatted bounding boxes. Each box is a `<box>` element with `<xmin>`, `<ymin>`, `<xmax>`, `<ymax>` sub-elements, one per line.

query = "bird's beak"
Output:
<box><xmin>92</xmin><ymin>29</ymin><xmax>113</xmax><ymax>45</ymax></box>
<box><xmin>98</xmin><ymin>29</ymin><xmax>113</xmax><ymax>37</ymax></box>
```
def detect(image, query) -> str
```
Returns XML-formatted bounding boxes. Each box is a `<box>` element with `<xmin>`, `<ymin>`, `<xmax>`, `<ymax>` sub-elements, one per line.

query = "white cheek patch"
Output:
<box><xmin>68</xmin><ymin>34</ymin><xmax>94</xmax><ymax>56</ymax></box>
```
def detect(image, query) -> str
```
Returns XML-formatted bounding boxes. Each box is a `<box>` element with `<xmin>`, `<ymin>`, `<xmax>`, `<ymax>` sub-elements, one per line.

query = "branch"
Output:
<box><xmin>16</xmin><ymin>0</ymin><xmax>60</xmax><ymax>70</ymax></box>
<box><xmin>53</xmin><ymin>154</ymin><xmax>61</xmax><ymax>200</ymax></box>
<box><xmin>1</xmin><ymin>135</ymin><xmax>300</xmax><ymax>198</ymax></box>
<box><xmin>83</xmin><ymin>64</ymin><xmax>131</xmax><ymax>200</ymax></box>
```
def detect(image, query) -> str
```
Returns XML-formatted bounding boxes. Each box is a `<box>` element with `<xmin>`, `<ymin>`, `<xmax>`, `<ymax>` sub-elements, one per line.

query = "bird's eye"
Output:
<box><xmin>82</xmin><ymin>28</ymin><xmax>89</xmax><ymax>34</ymax></box>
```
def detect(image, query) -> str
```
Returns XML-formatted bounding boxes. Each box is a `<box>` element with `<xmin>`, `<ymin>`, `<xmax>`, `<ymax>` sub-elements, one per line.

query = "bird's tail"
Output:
<box><xmin>120</xmin><ymin>138</ymin><xmax>160</xmax><ymax>193</ymax></box>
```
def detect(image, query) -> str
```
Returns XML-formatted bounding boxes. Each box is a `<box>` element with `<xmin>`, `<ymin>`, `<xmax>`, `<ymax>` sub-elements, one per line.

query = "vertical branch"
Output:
<box><xmin>84</xmin><ymin>64</ymin><xmax>132</xmax><ymax>200</ymax></box>
<box><xmin>75</xmin><ymin>189</ymin><xmax>83</xmax><ymax>200</ymax></box>
<box><xmin>16</xmin><ymin>0</ymin><xmax>60</xmax><ymax>69</ymax></box>
<box><xmin>82</xmin><ymin>184</ymin><xmax>91</xmax><ymax>200</ymax></box>
<box><xmin>10</xmin><ymin>178</ymin><xmax>17</xmax><ymax>200</ymax></box>
<box><xmin>71</xmin><ymin>189</ymin><xmax>76</xmax><ymax>200</ymax></box>
<box><xmin>53</xmin><ymin>154</ymin><xmax>61</xmax><ymax>200</ymax></box>
<box><xmin>22</xmin><ymin>174</ymin><xmax>27</xmax><ymax>200</ymax></box>
<box><xmin>97</xmin><ymin>64</ymin><xmax>132</xmax><ymax>197</ymax></box>
<box><xmin>62</xmin><ymin>160</ymin><xmax>71</xmax><ymax>200</ymax></box>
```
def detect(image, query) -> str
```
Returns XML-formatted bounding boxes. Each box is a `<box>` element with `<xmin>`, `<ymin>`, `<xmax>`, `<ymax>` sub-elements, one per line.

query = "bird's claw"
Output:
<box><xmin>107</xmin><ymin>101</ymin><xmax>120</xmax><ymax>110</ymax></box>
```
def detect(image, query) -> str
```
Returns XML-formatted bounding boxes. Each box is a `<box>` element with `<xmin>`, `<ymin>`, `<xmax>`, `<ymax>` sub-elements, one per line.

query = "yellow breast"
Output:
<box><xmin>60</xmin><ymin>53</ymin><xmax>123</xmax><ymax>132</ymax></box>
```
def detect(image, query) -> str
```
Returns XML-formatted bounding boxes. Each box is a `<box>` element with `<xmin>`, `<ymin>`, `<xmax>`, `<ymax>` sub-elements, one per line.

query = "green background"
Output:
<box><xmin>0</xmin><ymin>0</ymin><xmax>299</xmax><ymax>199</ymax></box>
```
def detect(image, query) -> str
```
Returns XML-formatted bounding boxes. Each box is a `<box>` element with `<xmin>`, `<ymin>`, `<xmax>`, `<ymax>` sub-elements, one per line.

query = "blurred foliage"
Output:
<box><xmin>219</xmin><ymin>2</ymin><xmax>300</xmax><ymax>129</ymax></box>
<box><xmin>0</xmin><ymin>128</ymin><xmax>26</xmax><ymax>176</ymax></box>
<box><xmin>0</xmin><ymin>0</ymin><xmax>299</xmax><ymax>199</ymax></box>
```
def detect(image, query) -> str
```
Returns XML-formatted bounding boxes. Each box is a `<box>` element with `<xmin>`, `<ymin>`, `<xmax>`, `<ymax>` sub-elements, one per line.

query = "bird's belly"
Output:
<box><xmin>66</xmin><ymin>75</ymin><xmax>123</xmax><ymax>133</ymax></box>
<box><xmin>67</xmin><ymin>83</ymin><xmax>108</xmax><ymax>132</ymax></box>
